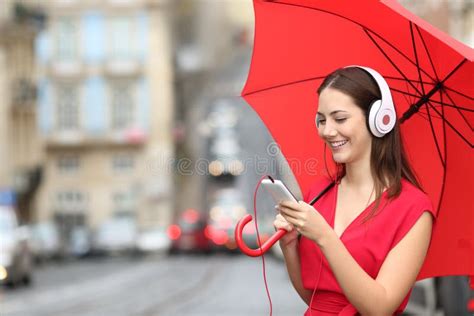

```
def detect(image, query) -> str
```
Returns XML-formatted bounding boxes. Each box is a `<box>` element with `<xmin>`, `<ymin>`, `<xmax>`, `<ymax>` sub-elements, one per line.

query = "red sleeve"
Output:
<box><xmin>391</xmin><ymin>191</ymin><xmax>436</xmax><ymax>249</ymax></box>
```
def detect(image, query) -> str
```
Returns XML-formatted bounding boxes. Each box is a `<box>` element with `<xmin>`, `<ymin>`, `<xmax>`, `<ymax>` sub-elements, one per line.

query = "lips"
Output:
<box><xmin>329</xmin><ymin>140</ymin><xmax>348</xmax><ymax>149</ymax></box>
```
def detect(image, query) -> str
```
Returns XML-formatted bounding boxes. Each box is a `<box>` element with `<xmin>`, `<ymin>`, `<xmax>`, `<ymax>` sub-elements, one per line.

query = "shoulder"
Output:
<box><xmin>395</xmin><ymin>179</ymin><xmax>435</xmax><ymax>217</ymax></box>
<box><xmin>387</xmin><ymin>179</ymin><xmax>436</xmax><ymax>248</ymax></box>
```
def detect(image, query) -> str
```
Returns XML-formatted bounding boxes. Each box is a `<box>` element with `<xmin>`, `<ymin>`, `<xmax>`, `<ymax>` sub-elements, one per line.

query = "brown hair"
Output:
<box><xmin>317</xmin><ymin>67</ymin><xmax>422</xmax><ymax>219</ymax></box>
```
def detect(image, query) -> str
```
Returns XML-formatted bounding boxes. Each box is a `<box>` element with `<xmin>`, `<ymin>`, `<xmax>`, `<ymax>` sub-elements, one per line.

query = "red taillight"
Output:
<box><xmin>167</xmin><ymin>225</ymin><xmax>181</xmax><ymax>240</ymax></box>
<box><xmin>183</xmin><ymin>208</ymin><xmax>200</xmax><ymax>224</ymax></box>
<box><xmin>213</xmin><ymin>233</ymin><xmax>228</xmax><ymax>245</ymax></box>
<box><xmin>204</xmin><ymin>225</ymin><xmax>213</xmax><ymax>239</ymax></box>
<box><xmin>206</xmin><ymin>226</ymin><xmax>228</xmax><ymax>245</ymax></box>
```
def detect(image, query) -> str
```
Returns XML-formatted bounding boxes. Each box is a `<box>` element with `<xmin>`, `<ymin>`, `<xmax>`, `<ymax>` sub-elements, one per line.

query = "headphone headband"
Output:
<box><xmin>345</xmin><ymin>65</ymin><xmax>397</xmax><ymax>137</ymax></box>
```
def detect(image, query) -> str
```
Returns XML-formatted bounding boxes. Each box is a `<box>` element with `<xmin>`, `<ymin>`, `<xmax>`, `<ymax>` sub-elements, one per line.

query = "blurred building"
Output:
<box><xmin>170</xmin><ymin>0</ymin><xmax>254</xmax><ymax>216</ymax></box>
<box><xmin>34</xmin><ymin>0</ymin><xmax>175</xmax><ymax>240</ymax></box>
<box><xmin>399</xmin><ymin>0</ymin><xmax>474</xmax><ymax>48</ymax></box>
<box><xmin>0</xmin><ymin>0</ymin><xmax>44</xmax><ymax>223</ymax></box>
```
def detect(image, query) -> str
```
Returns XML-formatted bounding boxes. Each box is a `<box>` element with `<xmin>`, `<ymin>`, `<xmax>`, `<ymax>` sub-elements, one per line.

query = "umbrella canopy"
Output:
<box><xmin>242</xmin><ymin>0</ymin><xmax>473</xmax><ymax>280</ymax></box>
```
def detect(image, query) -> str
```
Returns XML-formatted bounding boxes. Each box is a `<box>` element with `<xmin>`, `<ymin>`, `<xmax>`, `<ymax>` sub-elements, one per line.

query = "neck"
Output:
<box><xmin>342</xmin><ymin>157</ymin><xmax>374</xmax><ymax>191</ymax></box>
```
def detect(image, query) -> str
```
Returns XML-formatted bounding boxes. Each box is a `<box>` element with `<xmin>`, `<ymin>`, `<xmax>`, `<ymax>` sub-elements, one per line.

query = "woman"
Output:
<box><xmin>274</xmin><ymin>66</ymin><xmax>436</xmax><ymax>315</ymax></box>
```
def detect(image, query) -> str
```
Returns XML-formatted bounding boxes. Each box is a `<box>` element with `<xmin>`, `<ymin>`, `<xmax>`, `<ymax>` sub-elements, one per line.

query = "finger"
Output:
<box><xmin>274</xmin><ymin>222</ymin><xmax>293</xmax><ymax>232</ymax></box>
<box><xmin>281</xmin><ymin>213</ymin><xmax>299</xmax><ymax>227</ymax></box>
<box><xmin>279</xmin><ymin>208</ymin><xmax>299</xmax><ymax>221</ymax></box>
<box><xmin>276</xmin><ymin>213</ymin><xmax>287</xmax><ymax>221</ymax></box>
<box><xmin>279</xmin><ymin>201</ymin><xmax>303</xmax><ymax>212</ymax></box>
<box><xmin>275</xmin><ymin>215</ymin><xmax>295</xmax><ymax>231</ymax></box>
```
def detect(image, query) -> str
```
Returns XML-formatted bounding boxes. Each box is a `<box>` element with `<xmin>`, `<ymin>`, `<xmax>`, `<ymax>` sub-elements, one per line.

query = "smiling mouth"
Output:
<box><xmin>329</xmin><ymin>140</ymin><xmax>348</xmax><ymax>149</ymax></box>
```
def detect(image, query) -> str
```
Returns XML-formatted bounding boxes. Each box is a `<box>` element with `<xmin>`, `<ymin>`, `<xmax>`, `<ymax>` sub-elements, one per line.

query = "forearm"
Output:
<box><xmin>319</xmin><ymin>232</ymin><xmax>391</xmax><ymax>315</ymax></box>
<box><xmin>280</xmin><ymin>241</ymin><xmax>313</xmax><ymax>305</ymax></box>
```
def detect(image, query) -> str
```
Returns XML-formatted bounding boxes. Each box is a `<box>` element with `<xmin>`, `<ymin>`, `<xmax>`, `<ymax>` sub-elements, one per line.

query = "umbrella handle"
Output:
<box><xmin>235</xmin><ymin>214</ymin><xmax>287</xmax><ymax>257</ymax></box>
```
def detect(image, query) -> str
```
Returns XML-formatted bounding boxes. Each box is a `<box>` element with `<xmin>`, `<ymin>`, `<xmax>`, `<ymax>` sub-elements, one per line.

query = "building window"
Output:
<box><xmin>55</xmin><ymin>17</ymin><xmax>78</xmax><ymax>62</ymax></box>
<box><xmin>112</xmin><ymin>154</ymin><xmax>134</xmax><ymax>172</ymax></box>
<box><xmin>109</xmin><ymin>16</ymin><xmax>135</xmax><ymax>60</ymax></box>
<box><xmin>56</xmin><ymin>190</ymin><xmax>86</xmax><ymax>212</ymax></box>
<box><xmin>57</xmin><ymin>155</ymin><xmax>80</xmax><ymax>173</ymax></box>
<box><xmin>112</xmin><ymin>191</ymin><xmax>135</xmax><ymax>217</ymax></box>
<box><xmin>56</xmin><ymin>84</ymin><xmax>79</xmax><ymax>130</ymax></box>
<box><xmin>110</xmin><ymin>82</ymin><xmax>134</xmax><ymax>130</ymax></box>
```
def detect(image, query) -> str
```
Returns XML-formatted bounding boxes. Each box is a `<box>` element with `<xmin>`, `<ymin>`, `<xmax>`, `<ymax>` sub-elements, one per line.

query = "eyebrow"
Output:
<box><xmin>316</xmin><ymin>110</ymin><xmax>349</xmax><ymax>116</ymax></box>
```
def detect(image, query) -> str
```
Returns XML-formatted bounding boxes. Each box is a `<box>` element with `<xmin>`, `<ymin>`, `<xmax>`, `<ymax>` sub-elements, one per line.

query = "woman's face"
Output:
<box><xmin>316</xmin><ymin>87</ymin><xmax>372</xmax><ymax>165</ymax></box>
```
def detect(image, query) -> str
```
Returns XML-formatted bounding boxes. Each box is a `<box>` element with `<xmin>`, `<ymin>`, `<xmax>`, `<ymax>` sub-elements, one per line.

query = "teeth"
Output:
<box><xmin>330</xmin><ymin>140</ymin><xmax>348</xmax><ymax>148</ymax></box>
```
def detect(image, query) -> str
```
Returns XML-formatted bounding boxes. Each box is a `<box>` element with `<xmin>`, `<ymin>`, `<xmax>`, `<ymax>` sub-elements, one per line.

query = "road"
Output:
<box><xmin>0</xmin><ymin>254</ymin><xmax>307</xmax><ymax>316</ymax></box>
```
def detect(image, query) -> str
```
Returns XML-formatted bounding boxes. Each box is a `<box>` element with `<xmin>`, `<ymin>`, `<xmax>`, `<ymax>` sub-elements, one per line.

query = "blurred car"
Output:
<box><xmin>0</xmin><ymin>206</ymin><xmax>33</xmax><ymax>287</ymax></box>
<box><xmin>93</xmin><ymin>217</ymin><xmax>138</xmax><ymax>255</ymax></box>
<box><xmin>208</xmin><ymin>131</ymin><xmax>244</xmax><ymax>178</ymax></box>
<box><xmin>207</xmin><ymin>99</ymin><xmax>239</xmax><ymax>131</ymax></box>
<box><xmin>210</xmin><ymin>133</ymin><xmax>240</xmax><ymax>157</ymax></box>
<box><xmin>168</xmin><ymin>208</ymin><xmax>210</xmax><ymax>254</ymax></box>
<box><xmin>29</xmin><ymin>221</ymin><xmax>61</xmax><ymax>262</ymax></box>
<box><xmin>68</xmin><ymin>226</ymin><xmax>92</xmax><ymax>258</ymax></box>
<box><xmin>206</xmin><ymin>188</ymin><xmax>270</xmax><ymax>252</ymax></box>
<box><xmin>136</xmin><ymin>226</ymin><xmax>171</xmax><ymax>254</ymax></box>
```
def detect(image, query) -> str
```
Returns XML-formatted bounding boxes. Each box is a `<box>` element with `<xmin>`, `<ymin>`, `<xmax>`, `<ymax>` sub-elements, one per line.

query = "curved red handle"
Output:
<box><xmin>235</xmin><ymin>214</ymin><xmax>287</xmax><ymax>257</ymax></box>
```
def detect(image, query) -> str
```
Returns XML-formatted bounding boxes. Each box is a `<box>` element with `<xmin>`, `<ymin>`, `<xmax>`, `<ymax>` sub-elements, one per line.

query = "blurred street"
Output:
<box><xmin>1</xmin><ymin>254</ymin><xmax>306</xmax><ymax>316</ymax></box>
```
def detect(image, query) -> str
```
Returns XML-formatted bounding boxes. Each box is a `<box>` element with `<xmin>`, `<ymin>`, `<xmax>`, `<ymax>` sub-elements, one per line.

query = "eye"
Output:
<box><xmin>335</xmin><ymin>118</ymin><xmax>347</xmax><ymax>123</ymax></box>
<box><xmin>316</xmin><ymin>118</ymin><xmax>326</xmax><ymax>126</ymax></box>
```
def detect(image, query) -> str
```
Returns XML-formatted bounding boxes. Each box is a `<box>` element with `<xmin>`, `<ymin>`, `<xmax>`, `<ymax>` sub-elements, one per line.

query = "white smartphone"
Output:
<box><xmin>261</xmin><ymin>179</ymin><xmax>298</xmax><ymax>204</ymax></box>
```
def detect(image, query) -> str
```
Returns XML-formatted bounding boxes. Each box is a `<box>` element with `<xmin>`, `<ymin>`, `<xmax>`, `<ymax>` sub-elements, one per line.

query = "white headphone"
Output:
<box><xmin>347</xmin><ymin>65</ymin><xmax>397</xmax><ymax>138</ymax></box>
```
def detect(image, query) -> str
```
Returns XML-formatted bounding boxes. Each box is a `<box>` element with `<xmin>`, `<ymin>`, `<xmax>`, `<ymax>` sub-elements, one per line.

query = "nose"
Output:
<box><xmin>320</xmin><ymin>121</ymin><xmax>337</xmax><ymax>138</ymax></box>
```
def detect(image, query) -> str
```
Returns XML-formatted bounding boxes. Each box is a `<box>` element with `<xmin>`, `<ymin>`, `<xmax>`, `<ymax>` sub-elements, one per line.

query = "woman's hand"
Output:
<box><xmin>277</xmin><ymin>201</ymin><xmax>332</xmax><ymax>246</ymax></box>
<box><xmin>273</xmin><ymin>213</ymin><xmax>299</xmax><ymax>248</ymax></box>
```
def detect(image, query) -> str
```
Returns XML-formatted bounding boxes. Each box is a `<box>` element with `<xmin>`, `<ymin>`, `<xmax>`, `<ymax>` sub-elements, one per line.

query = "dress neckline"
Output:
<box><xmin>331</xmin><ymin>182</ymin><xmax>388</xmax><ymax>239</ymax></box>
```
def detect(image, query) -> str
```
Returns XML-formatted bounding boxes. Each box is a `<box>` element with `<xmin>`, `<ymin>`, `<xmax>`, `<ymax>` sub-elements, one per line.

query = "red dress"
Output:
<box><xmin>299</xmin><ymin>177</ymin><xmax>436</xmax><ymax>316</ymax></box>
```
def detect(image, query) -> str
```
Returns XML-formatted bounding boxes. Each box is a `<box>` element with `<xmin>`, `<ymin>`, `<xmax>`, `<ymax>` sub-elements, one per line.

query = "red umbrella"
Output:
<box><xmin>237</xmin><ymin>0</ymin><xmax>473</xmax><ymax>282</ymax></box>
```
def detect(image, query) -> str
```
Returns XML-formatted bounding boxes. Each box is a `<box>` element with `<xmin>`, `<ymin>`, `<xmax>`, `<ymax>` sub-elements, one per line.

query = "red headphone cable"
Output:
<box><xmin>253</xmin><ymin>174</ymin><xmax>274</xmax><ymax>316</ymax></box>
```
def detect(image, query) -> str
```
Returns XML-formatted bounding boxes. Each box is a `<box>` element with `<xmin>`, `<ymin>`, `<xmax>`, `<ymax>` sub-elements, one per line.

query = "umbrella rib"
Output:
<box><xmin>434</xmin><ymin>92</ymin><xmax>448</xmax><ymax>219</ymax></box>
<box><xmin>425</xmin><ymin>101</ymin><xmax>446</xmax><ymax>167</ymax></box>
<box><xmin>392</xmin><ymin>83</ymin><xmax>474</xmax><ymax>112</ymax></box>
<box><xmin>443</xmin><ymin>86</ymin><xmax>474</xmax><ymax>101</ymax></box>
<box><xmin>391</xmin><ymin>87</ymin><xmax>422</xmax><ymax>99</ymax></box>
<box><xmin>400</xmin><ymin>59</ymin><xmax>468</xmax><ymax>123</ymax></box>
<box><xmin>383</xmin><ymin>78</ymin><xmax>473</xmax><ymax>108</ymax></box>
<box><xmin>362</xmin><ymin>28</ymin><xmax>437</xmax><ymax>83</ymax></box>
<box><xmin>427</xmin><ymin>102</ymin><xmax>473</xmax><ymax>148</ymax></box>
<box><xmin>248</xmin><ymin>1</ymin><xmax>450</xmax><ymax>99</ymax></box>
<box><xmin>363</xmin><ymin>29</ymin><xmax>424</xmax><ymax>98</ymax></box>
<box><xmin>269</xmin><ymin>0</ymin><xmax>471</xmax><ymax>110</ymax></box>
<box><xmin>439</xmin><ymin>58</ymin><xmax>468</xmax><ymax>86</ymax></box>
<box><xmin>416</xmin><ymin>111</ymin><xmax>443</xmax><ymax>122</ymax></box>
<box><xmin>410</xmin><ymin>22</ymin><xmax>427</xmax><ymax>98</ymax></box>
<box><xmin>264</xmin><ymin>1</ymin><xmax>436</xmax><ymax>81</ymax></box>
<box><xmin>389</xmin><ymin>88</ymin><xmax>468</xmax><ymax>111</ymax></box>
<box><xmin>442</xmin><ymin>88</ymin><xmax>474</xmax><ymax>131</ymax></box>
<box><xmin>392</xmin><ymin>87</ymin><xmax>473</xmax><ymax>111</ymax></box>
<box><xmin>429</xmin><ymin>102</ymin><xmax>473</xmax><ymax>112</ymax></box>
<box><xmin>400</xmin><ymin>81</ymin><xmax>416</xmax><ymax>113</ymax></box>
<box><xmin>384</xmin><ymin>76</ymin><xmax>436</xmax><ymax>86</ymax></box>
<box><xmin>242</xmin><ymin>76</ymin><xmax>327</xmax><ymax>97</ymax></box>
<box><xmin>414</xmin><ymin>24</ymin><xmax>440</xmax><ymax>81</ymax></box>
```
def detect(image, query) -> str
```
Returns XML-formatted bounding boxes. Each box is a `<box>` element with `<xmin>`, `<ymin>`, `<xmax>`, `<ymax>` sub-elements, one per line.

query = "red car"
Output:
<box><xmin>168</xmin><ymin>209</ymin><xmax>211</xmax><ymax>254</ymax></box>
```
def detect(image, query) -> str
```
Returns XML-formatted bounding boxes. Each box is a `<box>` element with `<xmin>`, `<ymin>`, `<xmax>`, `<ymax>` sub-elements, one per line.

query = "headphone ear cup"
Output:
<box><xmin>368</xmin><ymin>99</ymin><xmax>384</xmax><ymax>137</ymax></box>
<box><xmin>368</xmin><ymin>99</ymin><xmax>396</xmax><ymax>137</ymax></box>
